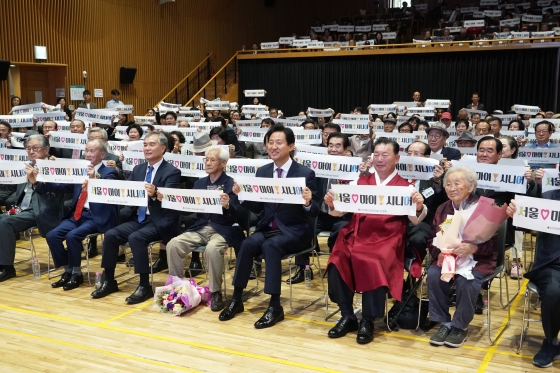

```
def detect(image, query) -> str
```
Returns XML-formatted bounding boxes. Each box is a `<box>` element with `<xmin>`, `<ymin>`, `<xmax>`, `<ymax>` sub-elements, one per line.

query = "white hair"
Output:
<box><xmin>443</xmin><ymin>165</ymin><xmax>478</xmax><ymax>195</ymax></box>
<box><xmin>206</xmin><ymin>146</ymin><xmax>229</xmax><ymax>162</ymax></box>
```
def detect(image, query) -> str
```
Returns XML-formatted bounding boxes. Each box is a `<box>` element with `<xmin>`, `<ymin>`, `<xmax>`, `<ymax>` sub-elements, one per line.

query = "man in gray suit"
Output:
<box><xmin>0</xmin><ymin>134</ymin><xmax>70</xmax><ymax>281</ymax></box>
<box><xmin>77</xmin><ymin>90</ymin><xmax>98</xmax><ymax>110</ymax></box>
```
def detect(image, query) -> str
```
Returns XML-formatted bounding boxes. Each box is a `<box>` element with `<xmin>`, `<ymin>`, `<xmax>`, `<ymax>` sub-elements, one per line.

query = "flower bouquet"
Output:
<box><xmin>434</xmin><ymin>211</ymin><xmax>463</xmax><ymax>282</ymax></box>
<box><xmin>153</xmin><ymin>275</ymin><xmax>211</xmax><ymax>316</ymax></box>
<box><xmin>461</xmin><ymin>196</ymin><xmax>509</xmax><ymax>244</ymax></box>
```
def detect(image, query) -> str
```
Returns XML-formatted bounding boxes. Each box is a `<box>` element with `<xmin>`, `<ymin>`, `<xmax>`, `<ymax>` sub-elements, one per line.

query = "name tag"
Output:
<box><xmin>422</xmin><ymin>187</ymin><xmax>435</xmax><ymax>199</ymax></box>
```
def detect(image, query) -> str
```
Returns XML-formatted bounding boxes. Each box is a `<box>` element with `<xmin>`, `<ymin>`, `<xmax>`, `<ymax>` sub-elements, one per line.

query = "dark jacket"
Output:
<box><xmin>441</xmin><ymin>147</ymin><xmax>462</xmax><ymax>161</ymax></box>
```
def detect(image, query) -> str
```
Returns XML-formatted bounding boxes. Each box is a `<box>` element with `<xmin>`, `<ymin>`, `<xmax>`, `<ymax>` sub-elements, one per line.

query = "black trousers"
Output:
<box><xmin>327</xmin><ymin>264</ymin><xmax>386</xmax><ymax>321</ymax></box>
<box><xmin>101</xmin><ymin>216</ymin><xmax>160</xmax><ymax>274</ymax></box>
<box><xmin>528</xmin><ymin>260</ymin><xmax>560</xmax><ymax>342</ymax></box>
<box><xmin>407</xmin><ymin>221</ymin><xmax>431</xmax><ymax>260</ymax></box>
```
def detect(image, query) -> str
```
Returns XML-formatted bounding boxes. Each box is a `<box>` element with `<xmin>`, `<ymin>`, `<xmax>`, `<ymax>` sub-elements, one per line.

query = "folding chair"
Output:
<box><xmin>116</xmin><ymin>240</ymin><xmax>160</xmax><ymax>287</ymax></box>
<box><xmin>517</xmin><ymin>281</ymin><xmax>541</xmax><ymax>353</ymax></box>
<box><xmin>14</xmin><ymin>227</ymin><xmax>37</xmax><ymax>265</ymax></box>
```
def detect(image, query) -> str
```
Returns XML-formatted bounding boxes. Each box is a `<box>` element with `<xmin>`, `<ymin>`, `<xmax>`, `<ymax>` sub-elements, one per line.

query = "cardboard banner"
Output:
<box><xmin>0</xmin><ymin>139</ymin><xmax>5</xmax><ymax>149</ymax></box>
<box><xmin>372</xmin><ymin>24</ymin><xmax>388</xmax><ymax>31</ymax></box>
<box><xmin>172</xmin><ymin>127</ymin><xmax>198</xmax><ymax>142</ymax></box>
<box><xmin>382</xmin><ymin>32</ymin><xmax>397</xmax><ymax>40</ymax></box>
<box><xmin>286</xmin><ymin>116</ymin><xmax>307</xmax><ymax>124</ymax></box>
<box><xmin>75</xmin><ymin>108</ymin><xmax>118</xmax><ymax>125</ymax></box>
<box><xmin>494</xmin><ymin>114</ymin><xmax>518</xmax><ymax>125</ymax></box>
<box><xmin>513</xmin><ymin>104</ymin><xmax>540</xmax><ymax>115</ymax></box>
<box><xmin>406</xmin><ymin>106</ymin><xmax>435</xmax><ymax>116</ymax></box>
<box><xmin>0</xmin><ymin>161</ymin><xmax>27</xmax><ymax>184</ymax></box>
<box><xmin>296</xmin><ymin>144</ymin><xmax>328</xmax><ymax>155</ymax></box>
<box><xmin>452</xmin><ymin>146</ymin><xmax>478</xmax><ymax>157</ymax></box>
<box><xmin>108</xmin><ymin>141</ymin><xmax>129</xmax><ymax>155</ymax></box>
<box><xmin>307</xmin><ymin>107</ymin><xmax>333</xmax><ymax>117</ymax></box>
<box><xmin>511</xmin><ymin>31</ymin><xmax>531</xmax><ymax>38</ymax></box>
<box><xmin>34</xmin><ymin>112</ymin><xmax>68</xmax><ymax>124</ymax></box>
<box><xmin>307</xmin><ymin>41</ymin><xmax>324</xmax><ymax>48</ymax></box>
<box><xmin>393</xmin><ymin>156</ymin><xmax>439</xmax><ymax>180</ymax></box>
<box><xmin>339</xmin><ymin>114</ymin><xmax>369</xmax><ymax>121</ymax></box>
<box><xmin>518</xmin><ymin>149</ymin><xmax>560</xmax><ymax>164</ymax></box>
<box><xmin>205</xmin><ymin>101</ymin><xmax>230</xmax><ymax>111</ymax></box>
<box><xmin>480</xmin><ymin>0</ymin><xmax>498</xmax><ymax>5</ymax></box>
<box><xmin>543</xmin><ymin>6</ymin><xmax>560</xmax><ymax>14</ymax></box>
<box><xmin>355</xmin><ymin>25</ymin><xmax>372</xmax><ymax>32</ymax></box>
<box><xmin>523</xmin><ymin>14</ymin><xmax>543</xmax><ymax>22</ymax></box>
<box><xmin>11</xmin><ymin>103</ymin><xmax>45</xmax><ymax>115</ymax></box>
<box><xmin>484</xmin><ymin>10</ymin><xmax>502</xmax><ymax>17</ymax></box>
<box><xmin>163</xmin><ymin>153</ymin><xmax>206</xmax><ymax>178</ymax></box>
<box><xmin>260</xmin><ymin>42</ymin><xmax>279</xmax><ymax>49</ymax></box>
<box><xmin>158</xmin><ymin>103</ymin><xmax>181</xmax><ymax>113</ymax></box>
<box><xmin>454</xmin><ymin>161</ymin><xmax>528</xmax><ymax>193</ymax></box>
<box><xmin>424</xmin><ymin>99</ymin><xmax>450</xmax><ymax>108</ymax></box>
<box><xmin>235</xmin><ymin>176</ymin><xmax>306</xmax><ymax>204</ymax></box>
<box><xmin>244</xmin><ymin>90</ymin><xmax>266</xmax><ymax>97</ymax></box>
<box><xmin>500</xmin><ymin>18</ymin><xmax>520</xmax><ymax>26</ymax></box>
<box><xmin>464</xmin><ymin>108</ymin><xmax>488</xmax><ymax>119</ymax></box>
<box><xmin>323</xmin><ymin>24</ymin><xmax>339</xmax><ymax>31</ymax></box>
<box><xmin>255</xmin><ymin>111</ymin><xmax>269</xmax><ymax>119</ymax></box>
<box><xmin>331</xmin><ymin>184</ymin><xmax>416</xmax><ymax>215</ymax></box>
<box><xmin>238</xmin><ymin>127</ymin><xmax>267</xmax><ymax>143</ymax></box>
<box><xmin>190</xmin><ymin>122</ymin><xmax>220</xmax><ymax>132</ymax></box>
<box><xmin>0</xmin><ymin>148</ymin><xmax>30</xmax><ymax>162</ymax></box>
<box><xmin>374</xmin><ymin>132</ymin><xmax>416</xmax><ymax>148</ymax></box>
<box><xmin>10</xmin><ymin>133</ymin><xmax>25</xmax><ymax>148</ymax></box>
<box><xmin>225</xmin><ymin>158</ymin><xmax>273</xmax><ymax>177</ymax></box>
<box><xmin>333</xmin><ymin>119</ymin><xmax>370</xmax><ymax>134</ymax></box>
<box><xmin>368</xmin><ymin>104</ymin><xmax>398</xmax><ymax>115</ymax></box>
<box><xmin>113</xmin><ymin>126</ymin><xmax>130</xmax><ymax>140</ymax></box>
<box><xmin>337</xmin><ymin>25</ymin><xmax>355</xmax><ymax>32</ymax></box>
<box><xmin>292</xmin><ymin>39</ymin><xmax>310</xmax><ymax>47</ymax></box>
<box><xmin>0</xmin><ymin>115</ymin><xmax>34</xmax><ymax>128</ymax></box>
<box><xmin>292</xmin><ymin>128</ymin><xmax>322</xmax><ymax>144</ymax></box>
<box><xmin>159</xmin><ymin>187</ymin><xmax>223</xmax><ymax>214</ymax></box>
<box><xmin>542</xmin><ymin>168</ymin><xmax>560</xmax><ymax>193</ymax></box>
<box><xmin>297</xmin><ymin>153</ymin><xmax>361</xmax><ymax>180</ymax></box>
<box><xmin>235</xmin><ymin>119</ymin><xmax>263</xmax><ymax>127</ymax></box>
<box><xmin>106</xmin><ymin>104</ymin><xmax>133</xmax><ymax>114</ymax></box>
<box><xmin>48</xmin><ymin>131</ymin><xmax>88</xmax><ymax>150</ymax></box>
<box><xmin>498</xmin><ymin>3</ymin><xmax>515</xmax><ymax>9</ymax></box>
<box><xmin>178</xmin><ymin>110</ymin><xmax>201</xmax><ymax>118</ymax></box>
<box><xmin>394</xmin><ymin>102</ymin><xmax>418</xmax><ymax>115</ymax></box>
<box><xmin>414</xmin><ymin>3</ymin><xmax>428</xmax><ymax>10</ymax></box>
<box><xmin>513</xmin><ymin>195</ymin><xmax>560</xmax><ymax>235</ymax></box>
<box><xmin>180</xmin><ymin>143</ymin><xmax>228</xmax><ymax>156</ymax></box>
<box><xmin>538</xmin><ymin>0</ymin><xmax>552</xmax><ymax>6</ymax></box>
<box><xmin>501</xmin><ymin>130</ymin><xmax>527</xmax><ymax>140</ymax></box>
<box><xmin>88</xmin><ymin>179</ymin><xmax>147</xmax><ymax>207</ymax></box>
<box><xmin>279</xmin><ymin>37</ymin><xmax>295</xmax><ymax>44</ymax></box>
<box><xmin>461</xmin><ymin>6</ymin><xmax>480</xmax><ymax>13</ymax></box>
<box><xmin>273</xmin><ymin>118</ymin><xmax>299</xmax><ymax>127</ymax></box>
<box><xmin>122</xmin><ymin>151</ymin><xmax>147</xmax><ymax>171</ymax></box>
<box><xmin>242</xmin><ymin>105</ymin><xmax>268</xmax><ymax>114</ymax></box>
<box><xmin>463</xmin><ymin>20</ymin><xmax>485</xmax><ymax>27</ymax></box>
<box><xmin>532</xmin><ymin>31</ymin><xmax>555</xmax><ymax>38</ymax></box>
<box><xmin>35</xmin><ymin>159</ymin><xmax>90</xmax><ymax>184</ymax></box>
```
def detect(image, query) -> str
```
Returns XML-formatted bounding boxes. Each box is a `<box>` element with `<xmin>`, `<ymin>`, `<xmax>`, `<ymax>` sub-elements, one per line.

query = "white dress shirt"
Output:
<box><xmin>83</xmin><ymin>162</ymin><xmax>103</xmax><ymax>209</ymax></box>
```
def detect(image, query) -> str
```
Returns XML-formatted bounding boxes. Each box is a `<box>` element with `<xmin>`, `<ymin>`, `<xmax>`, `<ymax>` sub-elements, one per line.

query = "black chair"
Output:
<box><xmin>433</xmin><ymin>29</ymin><xmax>444</xmax><ymax>37</ymax></box>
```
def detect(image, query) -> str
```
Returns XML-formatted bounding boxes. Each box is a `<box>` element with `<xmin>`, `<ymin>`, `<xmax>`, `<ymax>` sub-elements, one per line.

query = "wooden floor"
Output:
<box><xmin>0</xmin><ymin>232</ymin><xmax>555</xmax><ymax>373</ymax></box>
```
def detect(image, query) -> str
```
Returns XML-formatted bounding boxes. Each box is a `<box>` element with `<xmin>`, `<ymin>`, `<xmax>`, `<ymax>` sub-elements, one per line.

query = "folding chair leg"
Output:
<box><xmin>289</xmin><ymin>251</ymin><xmax>326</xmax><ymax>315</ymax></box>
<box><xmin>499</xmin><ymin>271</ymin><xmax>520</xmax><ymax>308</ymax></box>
<box><xmin>487</xmin><ymin>275</ymin><xmax>510</xmax><ymax>345</ymax></box>
<box><xmin>517</xmin><ymin>287</ymin><xmax>531</xmax><ymax>353</ymax></box>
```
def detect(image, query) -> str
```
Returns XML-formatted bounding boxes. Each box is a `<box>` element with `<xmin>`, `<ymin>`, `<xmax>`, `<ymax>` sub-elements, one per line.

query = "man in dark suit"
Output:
<box><xmin>0</xmin><ymin>134</ymin><xmax>69</xmax><ymax>282</ymax></box>
<box><xmin>466</xmin><ymin>93</ymin><xmax>485</xmax><ymax>112</ymax></box>
<box><xmin>91</xmin><ymin>132</ymin><xmax>181</xmax><ymax>304</ymax></box>
<box><xmin>87</xmin><ymin>127</ymin><xmax>123</xmax><ymax>178</ymax></box>
<box><xmin>77</xmin><ymin>90</ymin><xmax>98</xmax><ymax>110</ymax></box>
<box><xmin>426</xmin><ymin>122</ymin><xmax>461</xmax><ymax>161</ymax></box>
<box><xmin>219</xmin><ymin>125</ymin><xmax>320</xmax><ymax>328</ymax></box>
<box><xmin>45</xmin><ymin>139</ymin><xmax>119</xmax><ymax>291</ymax></box>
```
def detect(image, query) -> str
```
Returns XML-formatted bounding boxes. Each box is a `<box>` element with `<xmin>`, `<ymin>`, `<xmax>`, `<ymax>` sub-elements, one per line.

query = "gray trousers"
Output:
<box><xmin>427</xmin><ymin>264</ymin><xmax>484</xmax><ymax>330</ymax></box>
<box><xmin>166</xmin><ymin>225</ymin><xmax>228</xmax><ymax>293</ymax></box>
<box><xmin>0</xmin><ymin>211</ymin><xmax>37</xmax><ymax>266</ymax></box>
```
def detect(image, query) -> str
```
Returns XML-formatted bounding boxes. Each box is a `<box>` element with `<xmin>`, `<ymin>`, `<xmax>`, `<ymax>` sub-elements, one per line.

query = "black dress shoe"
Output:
<box><xmin>328</xmin><ymin>316</ymin><xmax>359</xmax><ymax>338</ymax></box>
<box><xmin>210</xmin><ymin>291</ymin><xmax>225</xmax><ymax>312</ymax></box>
<box><xmin>286</xmin><ymin>267</ymin><xmax>313</xmax><ymax>284</ymax></box>
<box><xmin>0</xmin><ymin>267</ymin><xmax>16</xmax><ymax>282</ymax></box>
<box><xmin>91</xmin><ymin>280</ymin><xmax>119</xmax><ymax>299</ymax></box>
<box><xmin>51</xmin><ymin>272</ymin><xmax>72</xmax><ymax>288</ymax></box>
<box><xmin>87</xmin><ymin>239</ymin><xmax>98</xmax><ymax>258</ymax></box>
<box><xmin>116</xmin><ymin>254</ymin><xmax>126</xmax><ymax>263</ymax></box>
<box><xmin>219</xmin><ymin>299</ymin><xmax>244</xmax><ymax>321</ymax></box>
<box><xmin>186</xmin><ymin>260</ymin><xmax>203</xmax><ymax>277</ymax></box>
<box><xmin>357</xmin><ymin>319</ymin><xmax>374</xmax><ymax>344</ymax></box>
<box><xmin>63</xmin><ymin>273</ymin><xmax>84</xmax><ymax>291</ymax></box>
<box><xmin>254</xmin><ymin>306</ymin><xmax>284</xmax><ymax>329</ymax></box>
<box><xmin>151</xmin><ymin>258</ymin><xmax>168</xmax><ymax>273</ymax></box>
<box><xmin>125</xmin><ymin>285</ymin><xmax>154</xmax><ymax>305</ymax></box>
<box><xmin>249</xmin><ymin>262</ymin><xmax>262</xmax><ymax>280</ymax></box>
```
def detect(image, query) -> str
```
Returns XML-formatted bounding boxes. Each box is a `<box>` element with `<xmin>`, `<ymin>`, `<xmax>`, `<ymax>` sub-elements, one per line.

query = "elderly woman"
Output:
<box><xmin>428</xmin><ymin>165</ymin><xmax>498</xmax><ymax>348</ymax></box>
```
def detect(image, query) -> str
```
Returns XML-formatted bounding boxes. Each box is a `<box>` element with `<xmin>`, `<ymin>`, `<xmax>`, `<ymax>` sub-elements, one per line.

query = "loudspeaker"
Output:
<box><xmin>119</xmin><ymin>67</ymin><xmax>137</xmax><ymax>84</ymax></box>
<box><xmin>0</xmin><ymin>60</ymin><xmax>10</xmax><ymax>81</ymax></box>
<box><xmin>264</xmin><ymin>0</ymin><xmax>275</xmax><ymax>6</ymax></box>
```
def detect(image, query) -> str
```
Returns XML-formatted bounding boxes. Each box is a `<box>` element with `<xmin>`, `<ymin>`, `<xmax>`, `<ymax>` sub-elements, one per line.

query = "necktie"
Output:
<box><xmin>270</xmin><ymin>168</ymin><xmax>283</xmax><ymax>230</ymax></box>
<box><xmin>409</xmin><ymin>179</ymin><xmax>417</xmax><ymax>186</ymax></box>
<box><xmin>338</xmin><ymin>179</ymin><xmax>350</xmax><ymax>185</ymax></box>
<box><xmin>19</xmin><ymin>182</ymin><xmax>33</xmax><ymax>211</ymax></box>
<box><xmin>74</xmin><ymin>190</ymin><xmax>88</xmax><ymax>221</ymax></box>
<box><xmin>138</xmin><ymin>165</ymin><xmax>154</xmax><ymax>223</ymax></box>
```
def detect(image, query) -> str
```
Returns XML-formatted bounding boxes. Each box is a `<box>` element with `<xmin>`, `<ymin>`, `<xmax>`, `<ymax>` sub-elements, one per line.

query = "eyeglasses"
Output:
<box><xmin>428</xmin><ymin>133</ymin><xmax>443</xmax><ymax>139</ymax></box>
<box><xmin>536</xmin><ymin>130</ymin><xmax>551</xmax><ymax>134</ymax></box>
<box><xmin>203</xmin><ymin>157</ymin><xmax>221</xmax><ymax>163</ymax></box>
<box><xmin>25</xmin><ymin>146</ymin><xmax>43</xmax><ymax>153</ymax></box>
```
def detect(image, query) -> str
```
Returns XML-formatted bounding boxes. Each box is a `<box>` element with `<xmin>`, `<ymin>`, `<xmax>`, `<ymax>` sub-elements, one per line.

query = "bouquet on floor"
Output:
<box><xmin>461</xmin><ymin>196</ymin><xmax>509</xmax><ymax>244</ymax></box>
<box><xmin>153</xmin><ymin>275</ymin><xmax>211</xmax><ymax>316</ymax></box>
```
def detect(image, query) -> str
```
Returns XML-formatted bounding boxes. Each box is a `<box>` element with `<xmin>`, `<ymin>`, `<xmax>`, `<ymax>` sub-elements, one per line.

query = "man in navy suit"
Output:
<box><xmin>92</xmin><ymin>132</ymin><xmax>181</xmax><ymax>304</ymax></box>
<box><xmin>219</xmin><ymin>125</ymin><xmax>320</xmax><ymax>328</ymax></box>
<box><xmin>45</xmin><ymin>139</ymin><xmax>119</xmax><ymax>291</ymax></box>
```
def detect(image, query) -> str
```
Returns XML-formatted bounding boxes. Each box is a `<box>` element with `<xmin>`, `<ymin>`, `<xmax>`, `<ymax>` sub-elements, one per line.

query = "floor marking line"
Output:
<box><xmin>98</xmin><ymin>302</ymin><xmax>150</xmax><ymax>325</ymax></box>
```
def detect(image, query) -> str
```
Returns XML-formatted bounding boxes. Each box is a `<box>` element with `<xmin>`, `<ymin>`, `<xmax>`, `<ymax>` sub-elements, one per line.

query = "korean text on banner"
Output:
<box><xmin>159</xmin><ymin>187</ymin><xmax>223</xmax><ymax>214</ymax></box>
<box><xmin>88</xmin><ymin>179</ymin><xmax>148</xmax><ymax>207</ymax></box>
<box><xmin>48</xmin><ymin>132</ymin><xmax>88</xmax><ymax>150</ymax></box>
<box><xmin>235</xmin><ymin>176</ymin><xmax>307</xmax><ymax>204</ymax></box>
<box><xmin>122</xmin><ymin>151</ymin><xmax>147</xmax><ymax>171</ymax></box>
<box><xmin>0</xmin><ymin>162</ymin><xmax>28</xmax><ymax>184</ymax></box>
<box><xmin>297</xmin><ymin>153</ymin><xmax>361</xmax><ymax>180</ymax></box>
<box><xmin>163</xmin><ymin>153</ymin><xmax>206</xmax><ymax>178</ymax></box>
<box><xmin>454</xmin><ymin>161</ymin><xmax>528</xmax><ymax>193</ymax></box>
<box><xmin>331</xmin><ymin>184</ymin><xmax>416</xmax><ymax>215</ymax></box>
<box><xmin>35</xmin><ymin>160</ymin><xmax>91</xmax><ymax>184</ymax></box>
<box><xmin>513</xmin><ymin>195</ymin><xmax>560</xmax><ymax>235</ymax></box>
<box><xmin>224</xmin><ymin>158</ymin><xmax>273</xmax><ymax>177</ymax></box>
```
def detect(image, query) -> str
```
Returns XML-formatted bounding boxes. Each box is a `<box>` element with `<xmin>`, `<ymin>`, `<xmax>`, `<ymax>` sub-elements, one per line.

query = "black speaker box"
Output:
<box><xmin>119</xmin><ymin>67</ymin><xmax>137</xmax><ymax>84</ymax></box>
<box><xmin>0</xmin><ymin>60</ymin><xmax>10</xmax><ymax>81</ymax></box>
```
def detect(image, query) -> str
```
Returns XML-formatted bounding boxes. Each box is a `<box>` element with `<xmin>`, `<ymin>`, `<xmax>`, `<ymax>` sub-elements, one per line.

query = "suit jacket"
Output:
<box><xmin>244</xmin><ymin>161</ymin><xmax>320</xmax><ymax>245</ymax></box>
<box><xmin>120</xmin><ymin>160</ymin><xmax>182</xmax><ymax>243</ymax></box>
<box><xmin>317</xmin><ymin>177</ymin><xmax>352</xmax><ymax>222</ymax></box>
<box><xmin>41</xmin><ymin>164</ymin><xmax>119</xmax><ymax>233</ymax></box>
<box><xmin>419</xmin><ymin>179</ymin><xmax>448</xmax><ymax>225</ymax></box>
<box><xmin>78</xmin><ymin>102</ymin><xmax>98</xmax><ymax>109</ymax></box>
<box><xmin>441</xmin><ymin>147</ymin><xmax>461</xmax><ymax>161</ymax></box>
<box><xmin>466</xmin><ymin>103</ymin><xmax>485</xmax><ymax>111</ymax></box>
<box><xmin>348</xmin><ymin>135</ymin><xmax>373</xmax><ymax>161</ymax></box>
<box><xmin>186</xmin><ymin>172</ymin><xmax>244</xmax><ymax>250</ymax></box>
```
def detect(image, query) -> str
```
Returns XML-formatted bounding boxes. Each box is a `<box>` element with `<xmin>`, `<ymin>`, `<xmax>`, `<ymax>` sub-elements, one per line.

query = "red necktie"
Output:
<box><xmin>270</xmin><ymin>168</ymin><xmax>283</xmax><ymax>230</ymax></box>
<box><xmin>74</xmin><ymin>190</ymin><xmax>87</xmax><ymax>221</ymax></box>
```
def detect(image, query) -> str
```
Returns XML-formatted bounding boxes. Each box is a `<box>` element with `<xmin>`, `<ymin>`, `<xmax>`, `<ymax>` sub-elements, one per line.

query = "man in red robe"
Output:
<box><xmin>324</xmin><ymin>138</ymin><xmax>427</xmax><ymax>344</ymax></box>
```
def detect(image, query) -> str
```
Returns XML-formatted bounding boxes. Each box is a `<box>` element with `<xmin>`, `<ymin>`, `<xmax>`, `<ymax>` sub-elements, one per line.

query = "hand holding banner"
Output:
<box><xmin>331</xmin><ymin>184</ymin><xmax>416</xmax><ymax>215</ymax></box>
<box><xmin>88</xmin><ymin>179</ymin><xmax>147</xmax><ymax>207</ymax></box>
<box><xmin>36</xmin><ymin>160</ymin><xmax>91</xmax><ymax>184</ymax></box>
<box><xmin>513</xmin><ymin>195</ymin><xmax>560</xmax><ymax>235</ymax></box>
<box><xmin>0</xmin><ymin>161</ymin><xmax>27</xmax><ymax>184</ymax></box>
<box><xmin>235</xmin><ymin>176</ymin><xmax>307</xmax><ymax>204</ymax></box>
<box><xmin>297</xmin><ymin>153</ymin><xmax>361</xmax><ymax>180</ymax></box>
<box><xmin>159</xmin><ymin>187</ymin><xmax>223</xmax><ymax>214</ymax></box>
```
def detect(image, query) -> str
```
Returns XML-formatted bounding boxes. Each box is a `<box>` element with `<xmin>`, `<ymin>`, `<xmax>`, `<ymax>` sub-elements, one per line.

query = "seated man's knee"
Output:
<box><xmin>128</xmin><ymin>231</ymin><xmax>147</xmax><ymax>248</ymax></box>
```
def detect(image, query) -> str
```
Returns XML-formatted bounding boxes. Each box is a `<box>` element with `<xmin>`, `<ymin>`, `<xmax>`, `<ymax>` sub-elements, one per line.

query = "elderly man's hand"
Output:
<box><xmin>451</xmin><ymin>242</ymin><xmax>477</xmax><ymax>258</ymax></box>
<box><xmin>324</xmin><ymin>189</ymin><xmax>335</xmax><ymax>209</ymax></box>
<box><xmin>535</xmin><ymin>168</ymin><xmax>545</xmax><ymax>185</ymax></box>
<box><xmin>506</xmin><ymin>199</ymin><xmax>516</xmax><ymax>219</ymax></box>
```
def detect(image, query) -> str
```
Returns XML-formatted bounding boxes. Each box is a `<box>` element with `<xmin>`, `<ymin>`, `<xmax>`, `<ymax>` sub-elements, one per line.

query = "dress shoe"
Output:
<box><xmin>87</xmin><ymin>239</ymin><xmax>98</xmax><ymax>258</ymax></box>
<box><xmin>186</xmin><ymin>260</ymin><xmax>203</xmax><ymax>277</ymax></box>
<box><xmin>0</xmin><ymin>266</ymin><xmax>16</xmax><ymax>282</ymax></box>
<box><xmin>125</xmin><ymin>285</ymin><xmax>154</xmax><ymax>305</ymax></box>
<box><xmin>219</xmin><ymin>299</ymin><xmax>244</xmax><ymax>321</ymax></box>
<box><xmin>210</xmin><ymin>291</ymin><xmax>225</xmax><ymax>312</ymax></box>
<box><xmin>63</xmin><ymin>273</ymin><xmax>84</xmax><ymax>291</ymax></box>
<box><xmin>51</xmin><ymin>271</ymin><xmax>72</xmax><ymax>288</ymax></box>
<box><xmin>286</xmin><ymin>267</ymin><xmax>312</xmax><ymax>284</ymax></box>
<box><xmin>249</xmin><ymin>262</ymin><xmax>262</xmax><ymax>280</ymax></box>
<box><xmin>91</xmin><ymin>280</ymin><xmax>119</xmax><ymax>299</ymax></box>
<box><xmin>328</xmin><ymin>316</ymin><xmax>359</xmax><ymax>338</ymax></box>
<box><xmin>356</xmin><ymin>319</ymin><xmax>374</xmax><ymax>344</ymax></box>
<box><xmin>254</xmin><ymin>306</ymin><xmax>284</xmax><ymax>329</ymax></box>
<box><xmin>151</xmin><ymin>258</ymin><xmax>168</xmax><ymax>273</ymax></box>
<box><xmin>116</xmin><ymin>254</ymin><xmax>126</xmax><ymax>263</ymax></box>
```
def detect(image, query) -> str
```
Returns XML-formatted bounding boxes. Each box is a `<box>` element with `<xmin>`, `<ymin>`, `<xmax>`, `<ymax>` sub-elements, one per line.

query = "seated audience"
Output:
<box><xmin>426</xmin><ymin>122</ymin><xmax>461</xmax><ymax>160</ymax></box>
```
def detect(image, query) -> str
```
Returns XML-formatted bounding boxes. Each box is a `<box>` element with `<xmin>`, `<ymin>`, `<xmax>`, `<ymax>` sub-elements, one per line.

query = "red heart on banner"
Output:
<box><xmin>0</xmin><ymin>154</ymin><xmax>3</xmax><ymax>160</ymax></box>
<box><xmin>541</xmin><ymin>209</ymin><xmax>550</xmax><ymax>220</ymax></box>
<box><xmin>49</xmin><ymin>167</ymin><xmax>55</xmax><ymax>175</ymax></box>
<box><xmin>174</xmin><ymin>161</ymin><xmax>179</xmax><ymax>168</ymax></box>
<box><xmin>351</xmin><ymin>194</ymin><xmax>359</xmax><ymax>203</ymax></box>
<box><xmin>102</xmin><ymin>188</ymin><xmax>108</xmax><ymax>196</ymax></box>
<box><xmin>526</xmin><ymin>152</ymin><xmax>532</xmax><ymax>157</ymax></box>
<box><xmin>134</xmin><ymin>158</ymin><xmax>138</xmax><ymax>165</ymax></box>
<box><xmin>61</xmin><ymin>138</ymin><xmax>65</xmax><ymax>143</ymax></box>
<box><xmin>253</xmin><ymin>185</ymin><xmax>259</xmax><ymax>193</ymax></box>
<box><xmin>238</xmin><ymin>165</ymin><xmax>243</xmax><ymax>173</ymax></box>
<box><xmin>311</xmin><ymin>161</ymin><xmax>318</xmax><ymax>169</ymax></box>
<box><xmin>176</xmin><ymin>195</ymin><xmax>182</xmax><ymax>203</ymax></box>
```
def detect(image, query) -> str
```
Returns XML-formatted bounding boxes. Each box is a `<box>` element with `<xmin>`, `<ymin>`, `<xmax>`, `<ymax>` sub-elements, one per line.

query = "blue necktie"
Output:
<box><xmin>138</xmin><ymin>165</ymin><xmax>154</xmax><ymax>223</ymax></box>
